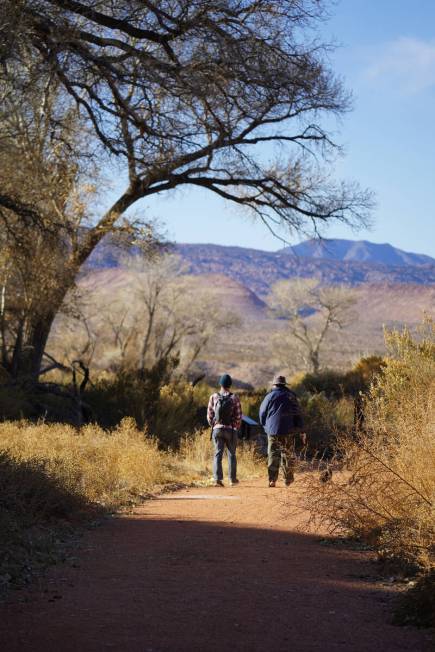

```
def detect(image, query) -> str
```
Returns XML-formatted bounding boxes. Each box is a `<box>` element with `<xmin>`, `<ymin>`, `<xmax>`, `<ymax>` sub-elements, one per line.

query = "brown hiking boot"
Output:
<box><xmin>285</xmin><ymin>475</ymin><xmax>295</xmax><ymax>486</ymax></box>
<box><xmin>213</xmin><ymin>480</ymin><xmax>224</xmax><ymax>487</ymax></box>
<box><xmin>268</xmin><ymin>480</ymin><xmax>276</xmax><ymax>488</ymax></box>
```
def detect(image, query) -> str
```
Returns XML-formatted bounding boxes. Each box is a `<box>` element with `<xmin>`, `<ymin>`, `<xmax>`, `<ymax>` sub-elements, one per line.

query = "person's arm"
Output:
<box><xmin>259</xmin><ymin>394</ymin><xmax>269</xmax><ymax>426</ymax></box>
<box><xmin>207</xmin><ymin>394</ymin><xmax>215</xmax><ymax>427</ymax></box>
<box><xmin>233</xmin><ymin>395</ymin><xmax>242</xmax><ymax>431</ymax></box>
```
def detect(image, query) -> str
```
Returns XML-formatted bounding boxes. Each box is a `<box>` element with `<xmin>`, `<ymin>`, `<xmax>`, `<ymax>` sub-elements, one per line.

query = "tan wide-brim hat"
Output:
<box><xmin>271</xmin><ymin>375</ymin><xmax>288</xmax><ymax>385</ymax></box>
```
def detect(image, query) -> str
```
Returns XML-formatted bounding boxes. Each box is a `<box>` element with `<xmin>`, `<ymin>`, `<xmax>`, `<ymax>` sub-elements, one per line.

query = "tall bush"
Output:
<box><xmin>303</xmin><ymin>318</ymin><xmax>435</xmax><ymax>572</ymax></box>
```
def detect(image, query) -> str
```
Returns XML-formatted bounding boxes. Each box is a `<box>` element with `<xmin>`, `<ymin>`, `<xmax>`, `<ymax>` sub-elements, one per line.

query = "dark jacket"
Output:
<box><xmin>259</xmin><ymin>386</ymin><xmax>303</xmax><ymax>436</ymax></box>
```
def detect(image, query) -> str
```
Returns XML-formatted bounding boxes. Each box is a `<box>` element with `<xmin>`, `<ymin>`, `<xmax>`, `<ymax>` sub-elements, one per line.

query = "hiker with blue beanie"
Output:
<box><xmin>259</xmin><ymin>375</ymin><xmax>305</xmax><ymax>488</ymax></box>
<box><xmin>207</xmin><ymin>374</ymin><xmax>242</xmax><ymax>487</ymax></box>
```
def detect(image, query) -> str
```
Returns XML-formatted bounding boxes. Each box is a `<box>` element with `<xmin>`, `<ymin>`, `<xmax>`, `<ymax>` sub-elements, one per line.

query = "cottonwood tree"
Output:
<box><xmin>1</xmin><ymin>0</ymin><xmax>373</xmax><ymax>378</ymax></box>
<box><xmin>269</xmin><ymin>278</ymin><xmax>357</xmax><ymax>373</ymax></box>
<box><xmin>51</xmin><ymin>253</ymin><xmax>238</xmax><ymax>379</ymax></box>
<box><xmin>111</xmin><ymin>254</ymin><xmax>239</xmax><ymax>377</ymax></box>
<box><xmin>0</xmin><ymin>62</ymin><xmax>102</xmax><ymax>378</ymax></box>
<box><xmin>0</xmin><ymin>61</ymin><xmax>156</xmax><ymax>379</ymax></box>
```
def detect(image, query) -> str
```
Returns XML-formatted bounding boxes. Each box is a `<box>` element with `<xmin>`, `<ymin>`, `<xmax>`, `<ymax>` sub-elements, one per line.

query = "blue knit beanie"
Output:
<box><xmin>219</xmin><ymin>373</ymin><xmax>232</xmax><ymax>388</ymax></box>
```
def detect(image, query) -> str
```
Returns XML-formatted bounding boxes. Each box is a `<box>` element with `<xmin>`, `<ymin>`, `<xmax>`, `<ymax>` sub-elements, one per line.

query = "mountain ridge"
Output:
<box><xmin>282</xmin><ymin>238</ymin><xmax>435</xmax><ymax>267</ymax></box>
<box><xmin>173</xmin><ymin>242</ymin><xmax>435</xmax><ymax>296</ymax></box>
<box><xmin>88</xmin><ymin>238</ymin><xmax>435</xmax><ymax>297</ymax></box>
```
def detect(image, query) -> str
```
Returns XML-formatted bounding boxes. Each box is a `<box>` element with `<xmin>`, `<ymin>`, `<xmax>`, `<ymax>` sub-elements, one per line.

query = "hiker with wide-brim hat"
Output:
<box><xmin>259</xmin><ymin>375</ymin><xmax>305</xmax><ymax>487</ymax></box>
<box><xmin>207</xmin><ymin>374</ymin><xmax>242</xmax><ymax>487</ymax></box>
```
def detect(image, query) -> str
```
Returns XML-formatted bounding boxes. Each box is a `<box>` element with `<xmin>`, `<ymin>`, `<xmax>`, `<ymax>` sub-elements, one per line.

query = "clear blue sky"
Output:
<box><xmin>134</xmin><ymin>1</ymin><xmax>435</xmax><ymax>256</ymax></box>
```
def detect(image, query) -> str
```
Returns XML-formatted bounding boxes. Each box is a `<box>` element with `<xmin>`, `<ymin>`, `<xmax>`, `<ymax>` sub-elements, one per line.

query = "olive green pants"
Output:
<box><xmin>267</xmin><ymin>435</ymin><xmax>296</xmax><ymax>483</ymax></box>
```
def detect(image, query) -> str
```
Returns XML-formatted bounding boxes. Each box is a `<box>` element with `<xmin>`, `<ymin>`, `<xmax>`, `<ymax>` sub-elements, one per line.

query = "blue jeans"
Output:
<box><xmin>212</xmin><ymin>428</ymin><xmax>238</xmax><ymax>482</ymax></box>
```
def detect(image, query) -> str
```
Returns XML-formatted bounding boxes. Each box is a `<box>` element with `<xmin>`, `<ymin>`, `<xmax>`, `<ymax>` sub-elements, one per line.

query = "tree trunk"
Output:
<box><xmin>12</xmin><ymin>271</ymin><xmax>77</xmax><ymax>382</ymax></box>
<box><xmin>4</xmin><ymin>192</ymin><xmax>143</xmax><ymax>382</ymax></box>
<box><xmin>13</xmin><ymin>310</ymin><xmax>57</xmax><ymax>381</ymax></box>
<box><xmin>310</xmin><ymin>350</ymin><xmax>320</xmax><ymax>374</ymax></box>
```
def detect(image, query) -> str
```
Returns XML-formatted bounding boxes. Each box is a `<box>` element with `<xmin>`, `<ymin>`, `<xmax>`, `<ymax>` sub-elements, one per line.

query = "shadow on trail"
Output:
<box><xmin>1</xmin><ymin>516</ymin><xmax>431</xmax><ymax>652</ymax></box>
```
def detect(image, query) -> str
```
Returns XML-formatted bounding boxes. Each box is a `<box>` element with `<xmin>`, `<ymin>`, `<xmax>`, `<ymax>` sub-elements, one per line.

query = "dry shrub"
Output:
<box><xmin>0</xmin><ymin>418</ymin><xmax>166</xmax><ymax>509</ymax></box>
<box><xmin>393</xmin><ymin>568</ymin><xmax>435</xmax><ymax>628</ymax></box>
<box><xmin>0</xmin><ymin>421</ymin><xmax>263</xmax><ymax>509</ymax></box>
<box><xmin>0</xmin><ymin>451</ymin><xmax>89</xmax><ymax>595</ymax></box>
<box><xmin>153</xmin><ymin>382</ymin><xmax>200</xmax><ymax>447</ymax></box>
<box><xmin>0</xmin><ymin>418</ymin><xmax>167</xmax><ymax>594</ymax></box>
<box><xmin>302</xmin><ymin>318</ymin><xmax>435</xmax><ymax>573</ymax></box>
<box><xmin>0</xmin><ymin>420</ymin><xmax>262</xmax><ymax>594</ymax></box>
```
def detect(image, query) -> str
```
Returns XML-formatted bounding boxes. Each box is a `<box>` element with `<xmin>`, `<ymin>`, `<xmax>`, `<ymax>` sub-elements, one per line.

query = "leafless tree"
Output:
<box><xmin>106</xmin><ymin>307</ymin><xmax>136</xmax><ymax>360</ymax></box>
<box><xmin>269</xmin><ymin>278</ymin><xmax>357</xmax><ymax>373</ymax></box>
<box><xmin>1</xmin><ymin>0</ymin><xmax>373</xmax><ymax>378</ymax></box>
<box><xmin>117</xmin><ymin>254</ymin><xmax>239</xmax><ymax>377</ymax></box>
<box><xmin>0</xmin><ymin>60</ymin><xmax>156</xmax><ymax>379</ymax></box>
<box><xmin>0</xmin><ymin>62</ymin><xmax>100</xmax><ymax>378</ymax></box>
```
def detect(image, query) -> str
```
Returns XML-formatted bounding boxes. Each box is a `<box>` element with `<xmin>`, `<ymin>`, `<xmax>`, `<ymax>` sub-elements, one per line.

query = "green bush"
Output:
<box><xmin>85</xmin><ymin>358</ymin><xmax>177</xmax><ymax>429</ymax></box>
<box><xmin>239</xmin><ymin>390</ymin><xmax>266</xmax><ymax>421</ymax></box>
<box><xmin>153</xmin><ymin>381</ymin><xmax>204</xmax><ymax>448</ymax></box>
<box><xmin>299</xmin><ymin>393</ymin><xmax>354</xmax><ymax>451</ymax></box>
<box><xmin>86</xmin><ymin>372</ymin><xmax>209</xmax><ymax>447</ymax></box>
<box><xmin>295</xmin><ymin>370</ymin><xmax>349</xmax><ymax>399</ymax></box>
<box><xmin>294</xmin><ymin>356</ymin><xmax>385</xmax><ymax>399</ymax></box>
<box><xmin>0</xmin><ymin>383</ymin><xmax>89</xmax><ymax>424</ymax></box>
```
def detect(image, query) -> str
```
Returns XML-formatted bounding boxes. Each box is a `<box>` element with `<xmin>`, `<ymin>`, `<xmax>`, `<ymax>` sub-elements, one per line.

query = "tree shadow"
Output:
<box><xmin>0</xmin><ymin>515</ymin><xmax>431</xmax><ymax>652</ymax></box>
<box><xmin>0</xmin><ymin>452</ymin><xmax>98</xmax><ymax>598</ymax></box>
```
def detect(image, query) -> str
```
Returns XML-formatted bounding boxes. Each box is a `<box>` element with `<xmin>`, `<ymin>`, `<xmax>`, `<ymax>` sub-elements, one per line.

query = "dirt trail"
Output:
<box><xmin>0</xmin><ymin>479</ymin><xmax>432</xmax><ymax>652</ymax></box>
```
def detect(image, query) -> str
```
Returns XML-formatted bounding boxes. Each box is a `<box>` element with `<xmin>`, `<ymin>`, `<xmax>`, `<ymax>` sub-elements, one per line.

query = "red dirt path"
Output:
<box><xmin>0</xmin><ymin>478</ymin><xmax>432</xmax><ymax>652</ymax></box>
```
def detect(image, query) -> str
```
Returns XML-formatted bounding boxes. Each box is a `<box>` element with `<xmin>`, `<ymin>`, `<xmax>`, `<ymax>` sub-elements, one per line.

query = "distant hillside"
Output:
<box><xmin>81</xmin><ymin>237</ymin><xmax>435</xmax><ymax>386</ymax></box>
<box><xmin>173</xmin><ymin>243</ymin><xmax>435</xmax><ymax>296</ymax></box>
<box><xmin>76</xmin><ymin>267</ymin><xmax>435</xmax><ymax>386</ymax></box>
<box><xmin>88</xmin><ymin>239</ymin><xmax>435</xmax><ymax>297</ymax></box>
<box><xmin>80</xmin><ymin>268</ymin><xmax>267</xmax><ymax>320</ymax></box>
<box><xmin>282</xmin><ymin>238</ymin><xmax>435</xmax><ymax>267</ymax></box>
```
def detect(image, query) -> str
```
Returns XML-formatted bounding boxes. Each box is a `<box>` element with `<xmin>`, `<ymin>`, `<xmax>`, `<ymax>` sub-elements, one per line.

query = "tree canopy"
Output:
<box><xmin>3</xmin><ymin>1</ymin><xmax>371</xmax><ymax>253</ymax></box>
<box><xmin>0</xmin><ymin>0</ymin><xmax>373</xmax><ymax>378</ymax></box>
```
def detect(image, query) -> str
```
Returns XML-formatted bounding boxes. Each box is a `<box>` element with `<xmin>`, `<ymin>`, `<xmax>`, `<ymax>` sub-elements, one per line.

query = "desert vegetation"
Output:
<box><xmin>302</xmin><ymin>319</ymin><xmax>435</xmax><ymax>625</ymax></box>
<box><xmin>0</xmin><ymin>0</ymin><xmax>433</xmax><ymax>635</ymax></box>
<box><xmin>0</xmin><ymin>417</ymin><xmax>261</xmax><ymax>596</ymax></box>
<box><xmin>50</xmin><ymin>252</ymin><xmax>240</xmax><ymax>382</ymax></box>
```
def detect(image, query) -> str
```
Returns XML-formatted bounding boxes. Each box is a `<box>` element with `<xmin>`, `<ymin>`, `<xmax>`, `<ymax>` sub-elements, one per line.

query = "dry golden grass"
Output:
<box><xmin>0</xmin><ymin>419</ymin><xmax>262</xmax><ymax>595</ymax></box>
<box><xmin>302</xmin><ymin>318</ymin><xmax>435</xmax><ymax>572</ymax></box>
<box><xmin>0</xmin><ymin>418</ymin><xmax>167</xmax><ymax>509</ymax></box>
<box><xmin>0</xmin><ymin>420</ymin><xmax>263</xmax><ymax>510</ymax></box>
<box><xmin>175</xmin><ymin>429</ymin><xmax>263</xmax><ymax>483</ymax></box>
